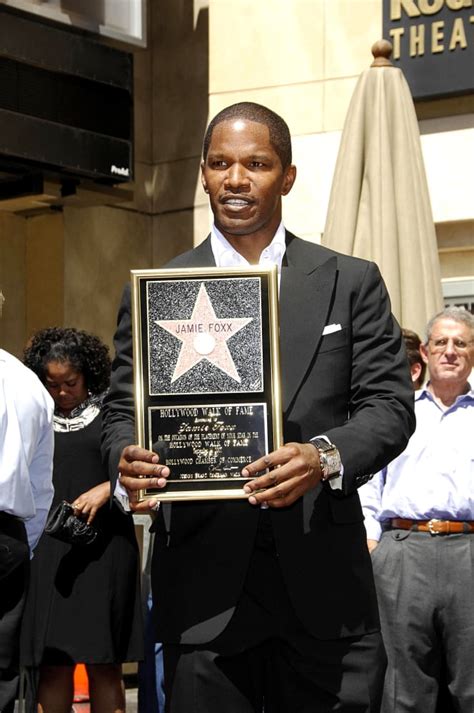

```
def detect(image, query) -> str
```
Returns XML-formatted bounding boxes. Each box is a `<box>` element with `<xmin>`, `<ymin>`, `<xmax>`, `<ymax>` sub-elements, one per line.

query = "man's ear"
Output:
<box><xmin>281</xmin><ymin>165</ymin><xmax>297</xmax><ymax>196</ymax></box>
<box><xmin>420</xmin><ymin>343</ymin><xmax>429</xmax><ymax>365</ymax></box>
<box><xmin>200</xmin><ymin>161</ymin><xmax>208</xmax><ymax>193</ymax></box>
<box><xmin>410</xmin><ymin>362</ymin><xmax>422</xmax><ymax>385</ymax></box>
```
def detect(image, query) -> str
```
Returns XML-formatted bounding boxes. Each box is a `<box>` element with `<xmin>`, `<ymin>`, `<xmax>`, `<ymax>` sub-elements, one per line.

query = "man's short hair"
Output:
<box><xmin>402</xmin><ymin>328</ymin><xmax>426</xmax><ymax>386</ymax></box>
<box><xmin>202</xmin><ymin>102</ymin><xmax>292</xmax><ymax>169</ymax></box>
<box><xmin>425</xmin><ymin>306</ymin><xmax>474</xmax><ymax>343</ymax></box>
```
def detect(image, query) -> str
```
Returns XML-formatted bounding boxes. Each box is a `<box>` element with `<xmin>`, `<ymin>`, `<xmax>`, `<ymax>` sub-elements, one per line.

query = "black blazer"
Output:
<box><xmin>102</xmin><ymin>232</ymin><xmax>415</xmax><ymax>643</ymax></box>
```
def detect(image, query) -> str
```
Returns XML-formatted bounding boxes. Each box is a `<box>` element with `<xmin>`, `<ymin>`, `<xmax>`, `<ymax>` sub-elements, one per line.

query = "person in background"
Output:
<box><xmin>21</xmin><ymin>328</ymin><xmax>143</xmax><ymax>713</ymax></box>
<box><xmin>137</xmin><ymin>529</ymin><xmax>165</xmax><ymax>713</ymax></box>
<box><xmin>400</xmin><ymin>327</ymin><xmax>451</xmax><ymax>712</ymax></box>
<box><xmin>360</xmin><ymin>307</ymin><xmax>474</xmax><ymax>713</ymax></box>
<box><xmin>0</xmin><ymin>348</ymin><xmax>54</xmax><ymax>713</ymax></box>
<box><xmin>102</xmin><ymin>102</ymin><xmax>415</xmax><ymax>712</ymax></box>
<box><xmin>401</xmin><ymin>327</ymin><xmax>426</xmax><ymax>389</ymax></box>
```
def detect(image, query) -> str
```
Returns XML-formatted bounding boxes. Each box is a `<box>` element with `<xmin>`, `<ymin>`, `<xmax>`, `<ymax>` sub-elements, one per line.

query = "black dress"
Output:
<box><xmin>21</xmin><ymin>410</ymin><xmax>143</xmax><ymax>666</ymax></box>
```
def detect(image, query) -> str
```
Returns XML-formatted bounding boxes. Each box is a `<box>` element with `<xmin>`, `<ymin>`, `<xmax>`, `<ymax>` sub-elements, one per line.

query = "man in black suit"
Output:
<box><xmin>102</xmin><ymin>102</ymin><xmax>415</xmax><ymax>712</ymax></box>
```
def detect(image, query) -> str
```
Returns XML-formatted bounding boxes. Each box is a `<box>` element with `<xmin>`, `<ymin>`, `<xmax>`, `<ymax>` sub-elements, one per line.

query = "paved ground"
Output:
<box><xmin>73</xmin><ymin>686</ymin><xmax>138</xmax><ymax>711</ymax></box>
<box><xmin>13</xmin><ymin>686</ymin><xmax>139</xmax><ymax>712</ymax></box>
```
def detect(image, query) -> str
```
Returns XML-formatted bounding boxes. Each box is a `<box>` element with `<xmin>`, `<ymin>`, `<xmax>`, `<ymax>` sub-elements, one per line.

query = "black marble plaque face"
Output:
<box><xmin>131</xmin><ymin>266</ymin><xmax>282</xmax><ymax>501</ymax></box>
<box><xmin>147</xmin><ymin>278</ymin><xmax>263</xmax><ymax>395</ymax></box>
<box><xmin>145</xmin><ymin>403</ymin><xmax>267</xmax><ymax>496</ymax></box>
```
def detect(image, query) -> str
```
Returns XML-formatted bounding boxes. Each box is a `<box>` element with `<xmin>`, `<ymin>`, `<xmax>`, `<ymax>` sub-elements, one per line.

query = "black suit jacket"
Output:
<box><xmin>102</xmin><ymin>232</ymin><xmax>415</xmax><ymax>643</ymax></box>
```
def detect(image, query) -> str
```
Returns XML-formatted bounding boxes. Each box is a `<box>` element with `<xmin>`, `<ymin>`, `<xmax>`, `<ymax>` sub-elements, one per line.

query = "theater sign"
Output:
<box><xmin>383</xmin><ymin>0</ymin><xmax>474</xmax><ymax>98</ymax></box>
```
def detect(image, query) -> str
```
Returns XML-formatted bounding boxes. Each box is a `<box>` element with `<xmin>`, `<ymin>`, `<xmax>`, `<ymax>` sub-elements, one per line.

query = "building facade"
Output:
<box><xmin>0</xmin><ymin>0</ymin><xmax>472</xmax><ymax>355</ymax></box>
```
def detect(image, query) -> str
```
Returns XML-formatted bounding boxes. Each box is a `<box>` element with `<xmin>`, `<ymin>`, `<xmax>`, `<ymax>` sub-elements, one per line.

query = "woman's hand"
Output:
<box><xmin>72</xmin><ymin>482</ymin><xmax>110</xmax><ymax>524</ymax></box>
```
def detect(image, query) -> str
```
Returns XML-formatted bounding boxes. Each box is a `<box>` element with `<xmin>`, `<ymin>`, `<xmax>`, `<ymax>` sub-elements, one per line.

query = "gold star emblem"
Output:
<box><xmin>156</xmin><ymin>282</ymin><xmax>253</xmax><ymax>383</ymax></box>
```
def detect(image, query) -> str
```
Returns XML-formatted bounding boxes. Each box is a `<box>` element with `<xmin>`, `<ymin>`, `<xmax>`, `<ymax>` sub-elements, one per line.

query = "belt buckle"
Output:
<box><xmin>427</xmin><ymin>518</ymin><xmax>442</xmax><ymax>535</ymax></box>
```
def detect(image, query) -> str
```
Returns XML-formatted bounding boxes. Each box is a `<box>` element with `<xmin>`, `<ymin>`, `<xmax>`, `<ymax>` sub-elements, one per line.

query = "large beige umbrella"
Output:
<box><xmin>322</xmin><ymin>40</ymin><xmax>443</xmax><ymax>338</ymax></box>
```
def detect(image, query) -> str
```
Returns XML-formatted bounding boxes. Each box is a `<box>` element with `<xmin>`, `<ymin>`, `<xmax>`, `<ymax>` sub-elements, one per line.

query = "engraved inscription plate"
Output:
<box><xmin>145</xmin><ymin>403</ymin><xmax>267</xmax><ymax>497</ymax></box>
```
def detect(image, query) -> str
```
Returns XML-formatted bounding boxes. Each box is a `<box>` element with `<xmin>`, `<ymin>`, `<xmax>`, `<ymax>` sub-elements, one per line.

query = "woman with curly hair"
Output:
<box><xmin>21</xmin><ymin>328</ymin><xmax>143</xmax><ymax>713</ymax></box>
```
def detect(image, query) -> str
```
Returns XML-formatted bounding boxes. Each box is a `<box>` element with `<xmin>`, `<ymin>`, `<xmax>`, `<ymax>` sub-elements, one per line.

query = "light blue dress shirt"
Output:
<box><xmin>360</xmin><ymin>384</ymin><xmax>474</xmax><ymax>541</ymax></box>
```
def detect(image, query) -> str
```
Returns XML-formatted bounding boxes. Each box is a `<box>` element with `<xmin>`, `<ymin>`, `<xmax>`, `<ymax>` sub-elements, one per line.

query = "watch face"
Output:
<box><xmin>311</xmin><ymin>438</ymin><xmax>341</xmax><ymax>479</ymax></box>
<box><xmin>325</xmin><ymin>450</ymin><xmax>341</xmax><ymax>476</ymax></box>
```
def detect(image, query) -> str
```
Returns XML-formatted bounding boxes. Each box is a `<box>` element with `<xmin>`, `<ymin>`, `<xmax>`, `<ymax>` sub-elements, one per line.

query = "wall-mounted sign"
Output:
<box><xmin>442</xmin><ymin>276</ymin><xmax>474</xmax><ymax>314</ymax></box>
<box><xmin>383</xmin><ymin>1</ymin><xmax>474</xmax><ymax>99</ymax></box>
<box><xmin>0</xmin><ymin>0</ymin><xmax>146</xmax><ymax>47</ymax></box>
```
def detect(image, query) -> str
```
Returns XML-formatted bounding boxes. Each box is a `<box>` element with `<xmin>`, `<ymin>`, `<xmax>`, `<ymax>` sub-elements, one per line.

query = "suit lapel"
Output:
<box><xmin>183</xmin><ymin>236</ymin><xmax>215</xmax><ymax>267</ymax></box>
<box><xmin>280</xmin><ymin>234</ymin><xmax>337</xmax><ymax>412</ymax></box>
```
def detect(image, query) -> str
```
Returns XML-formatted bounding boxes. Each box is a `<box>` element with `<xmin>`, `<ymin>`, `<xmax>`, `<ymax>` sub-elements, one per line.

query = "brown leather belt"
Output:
<box><xmin>391</xmin><ymin>518</ymin><xmax>474</xmax><ymax>535</ymax></box>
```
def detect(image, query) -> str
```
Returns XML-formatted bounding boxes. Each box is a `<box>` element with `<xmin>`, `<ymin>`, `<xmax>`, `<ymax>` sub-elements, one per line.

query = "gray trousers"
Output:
<box><xmin>371</xmin><ymin>528</ymin><xmax>474</xmax><ymax>713</ymax></box>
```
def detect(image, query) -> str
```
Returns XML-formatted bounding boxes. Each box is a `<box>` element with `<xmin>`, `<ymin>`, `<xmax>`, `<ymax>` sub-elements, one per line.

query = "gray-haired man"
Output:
<box><xmin>361</xmin><ymin>307</ymin><xmax>474</xmax><ymax>713</ymax></box>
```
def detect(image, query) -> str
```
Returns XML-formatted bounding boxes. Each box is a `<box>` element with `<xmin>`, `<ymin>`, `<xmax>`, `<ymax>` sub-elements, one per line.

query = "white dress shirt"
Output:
<box><xmin>360</xmin><ymin>384</ymin><xmax>474</xmax><ymax>541</ymax></box>
<box><xmin>0</xmin><ymin>349</ymin><xmax>54</xmax><ymax>552</ymax></box>
<box><xmin>210</xmin><ymin>222</ymin><xmax>286</xmax><ymax>276</ymax></box>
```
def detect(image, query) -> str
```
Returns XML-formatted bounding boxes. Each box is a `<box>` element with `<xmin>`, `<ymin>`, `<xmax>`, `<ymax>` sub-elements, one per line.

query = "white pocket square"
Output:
<box><xmin>322</xmin><ymin>323</ymin><xmax>342</xmax><ymax>336</ymax></box>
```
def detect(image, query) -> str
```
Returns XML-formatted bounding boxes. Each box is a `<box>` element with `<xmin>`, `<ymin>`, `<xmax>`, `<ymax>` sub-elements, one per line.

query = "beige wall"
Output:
<box><xmin>0</xmin><ymin>211</ymin><xmax>64</xmax><ymax>356</ymax></box>
<box><xmin>208</xmin><ymin>0</ymin><xmax>380</xmax><ymax>130</ymax></box>
<box><xmin>207</xmin><ymin>0</ymin><xmax>383</xmax><ymax>244</ymax></box>
<box><xmin>26</xmin><ymin>213</ymin><xmax>64</xmax><ymax>341</ymax></box>
<box><xmin>437</xmin><ymin>221</ymin><xmax>474</xmax><ymax>279</ymax></box>
<box><xmin>0</xmin><ymin>213</ymin><xmax>27</xmax><ymax>356</ymax></box>
<box><xmin>63</xmin><ymin>206</ymin><xmax>152</xmax><ymax>349</ymax></box>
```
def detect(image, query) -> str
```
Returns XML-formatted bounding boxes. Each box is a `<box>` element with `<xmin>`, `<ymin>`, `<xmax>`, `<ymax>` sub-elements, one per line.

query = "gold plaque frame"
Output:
<box><xmin>132</xmin><ymin>266</ymin><xmax>282</xmax><ymax>501</ymax></box>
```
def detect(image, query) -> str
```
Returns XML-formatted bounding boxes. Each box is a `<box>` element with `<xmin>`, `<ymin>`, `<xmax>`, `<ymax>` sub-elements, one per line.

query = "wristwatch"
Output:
<box><xmin>310</xmin><ymin>437</ymin><xmax>341</xmax><ymax>481</ymax></box>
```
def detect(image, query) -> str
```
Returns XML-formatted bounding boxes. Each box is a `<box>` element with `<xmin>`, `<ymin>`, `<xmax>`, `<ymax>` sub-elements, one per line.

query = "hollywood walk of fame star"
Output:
<box><xmin>156</xmin><ymin>282</ymin><xmax>253</xmax><ymax>383</ymax></box>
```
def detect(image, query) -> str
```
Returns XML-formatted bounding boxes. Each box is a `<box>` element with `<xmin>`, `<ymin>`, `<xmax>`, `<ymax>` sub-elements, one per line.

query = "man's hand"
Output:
<box><xmin>242</xmin><ymin>442</ymin><xmax>322</xmax><ymax>508</ymax></box>
<box><xmin>367</xmin><ymin>539</ymin><xmax>378</xmax><ymax>553</ymax></box>
<box><xmin>118</xmin><ymin>445</ymin><xmax>170</xmax><ymax>512</ymax></box>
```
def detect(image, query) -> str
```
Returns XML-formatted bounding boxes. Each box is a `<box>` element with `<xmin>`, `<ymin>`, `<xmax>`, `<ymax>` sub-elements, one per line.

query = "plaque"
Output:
<box><xmin>131</xmin><ymin>266</ymin><xmax>282</xmax><ymax>501</ymax></box>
